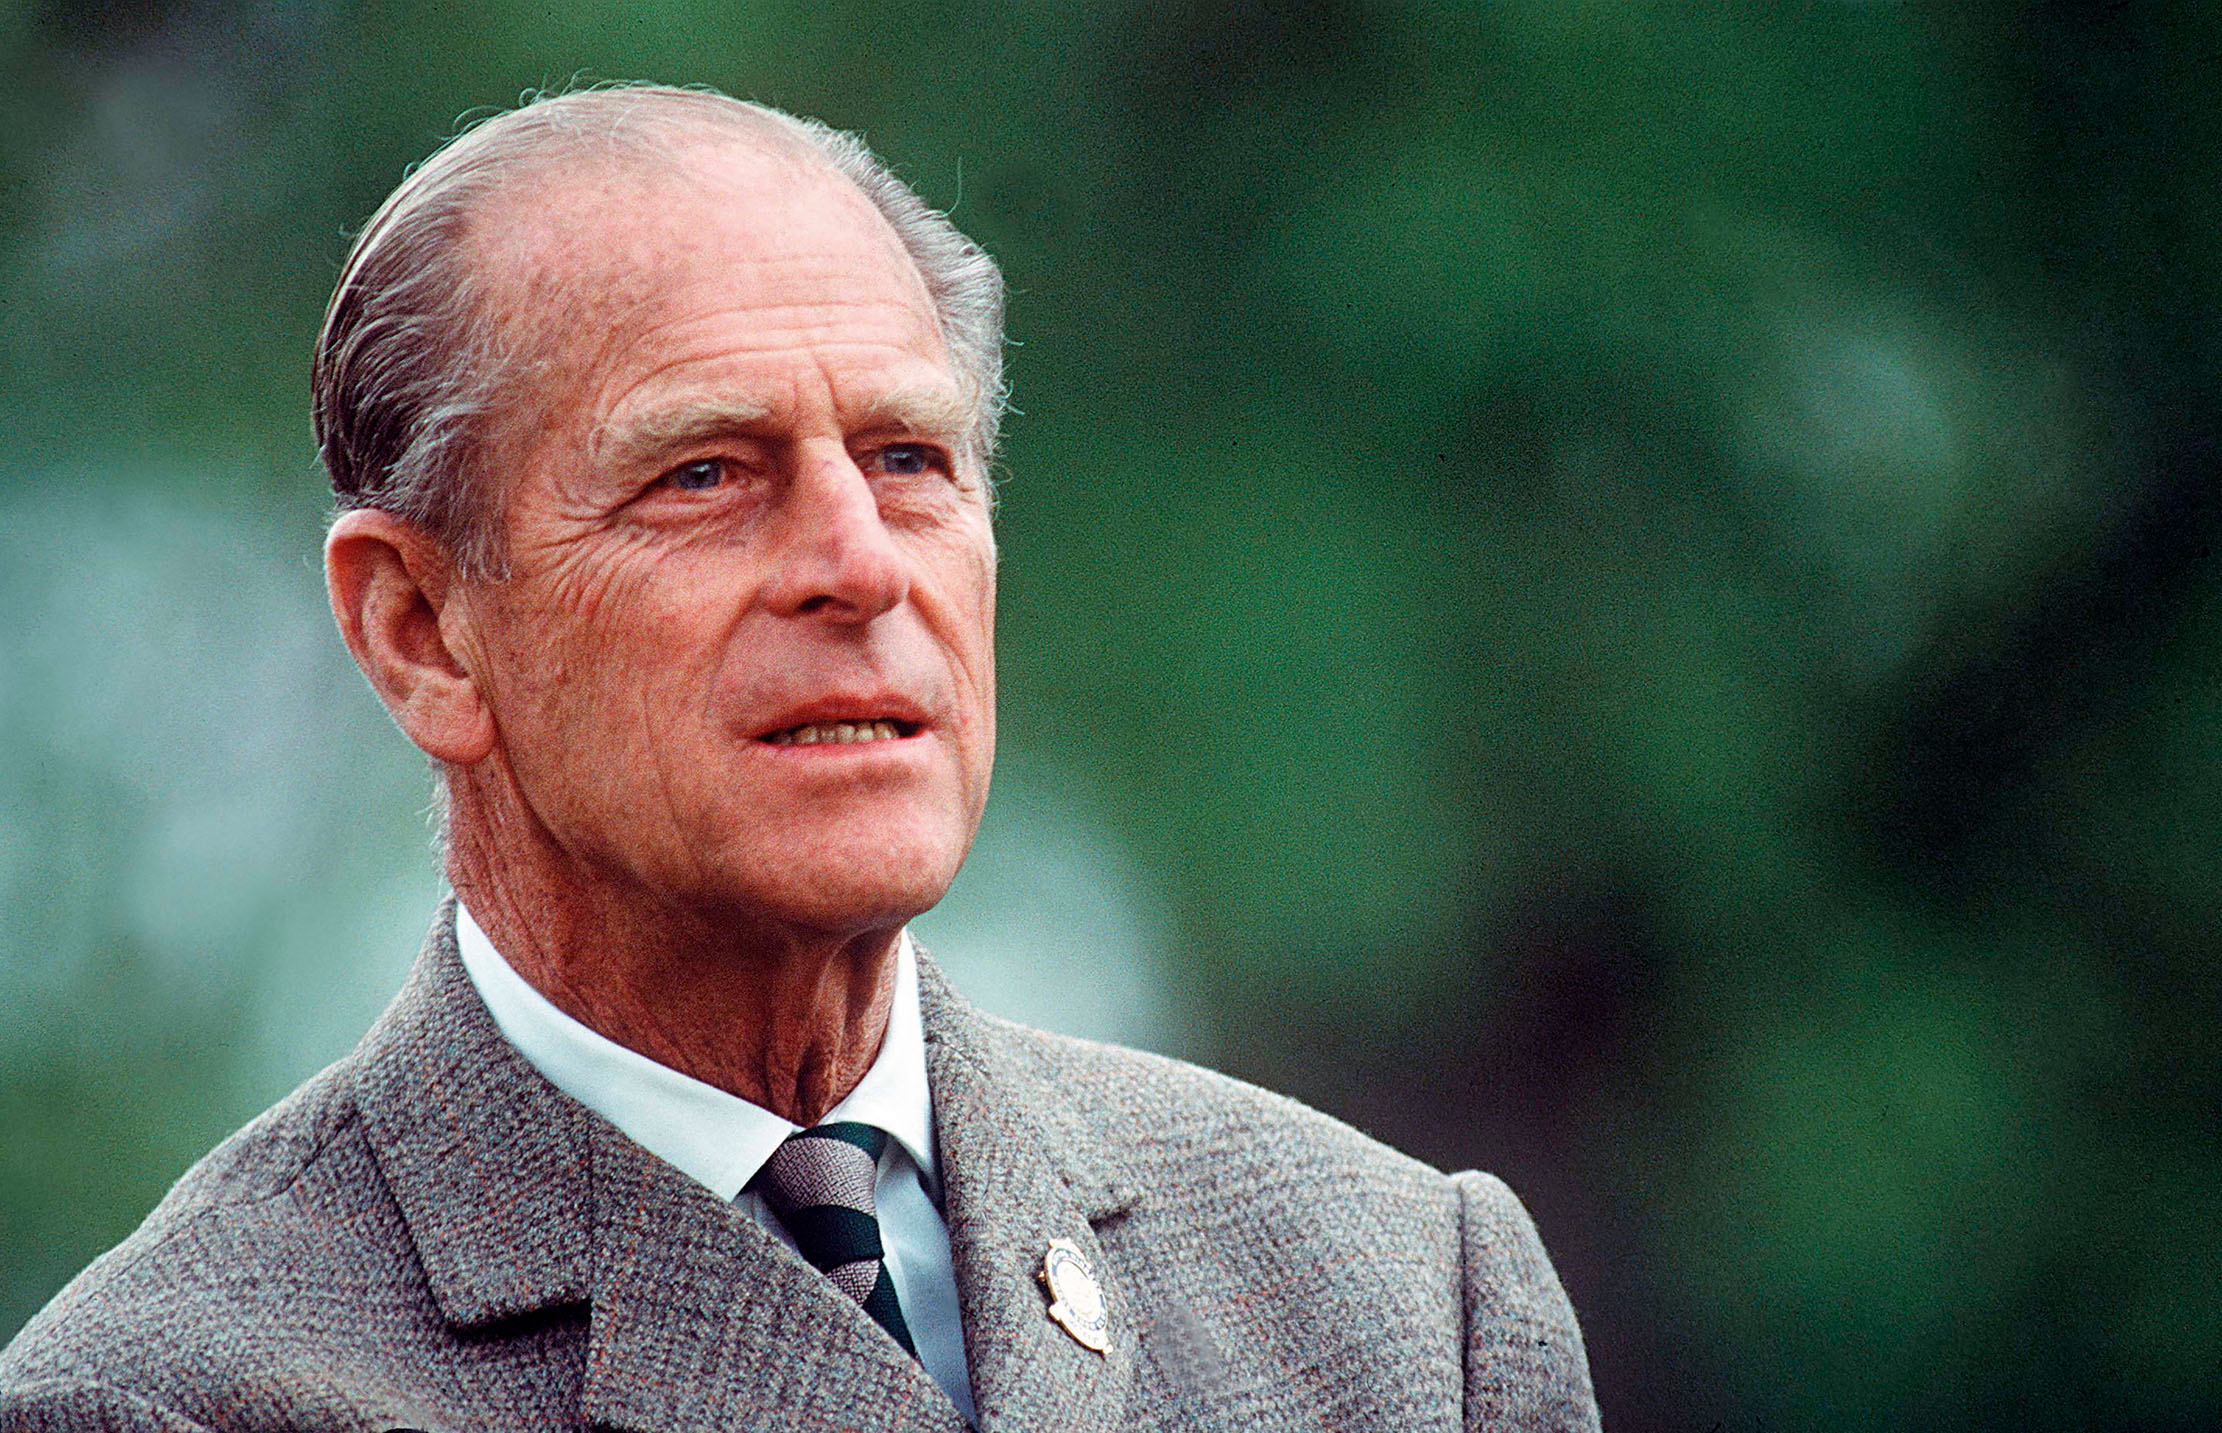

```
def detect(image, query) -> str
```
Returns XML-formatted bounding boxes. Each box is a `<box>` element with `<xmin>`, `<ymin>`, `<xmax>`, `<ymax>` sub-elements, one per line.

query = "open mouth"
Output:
<box><xmin>760</xmin><ymin>719</ymin><xmax>922</xmax><ymax>747</ymax></box>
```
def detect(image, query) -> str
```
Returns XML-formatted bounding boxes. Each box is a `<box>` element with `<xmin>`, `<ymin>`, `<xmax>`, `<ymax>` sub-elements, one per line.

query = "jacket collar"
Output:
<box><xmin>349</xmin><ymin>904</ymin><xmax>1139</xmax><ymax>1432</ymax></box>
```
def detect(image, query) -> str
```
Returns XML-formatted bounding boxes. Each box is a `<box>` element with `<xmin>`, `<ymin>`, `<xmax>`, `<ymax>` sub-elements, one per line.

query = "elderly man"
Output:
<box><xmin>0</xmin><ymin>87</ymin><xmax>1599</xmax><ymax>1432</ymax></box>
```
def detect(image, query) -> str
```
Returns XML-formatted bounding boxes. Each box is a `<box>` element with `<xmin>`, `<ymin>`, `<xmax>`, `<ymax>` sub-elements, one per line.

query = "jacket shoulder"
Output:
<box><xmin>1454</xmin><ymin>1170</ymin><xmax>1601</xmax><ymax>1431</ymax></box>
<box><xmin>151</xmin><ymin>1057</ymin><xmax>364</xmax><ymax>1216</ymax></box>
<box><xmin>969</xmin><ymin>1018</ymin><xmax>1481</xmax><ymax>1426</ymax></box>
<box><xmin>981</xmin><ymin>1014</ymin><xmax>1446</xmax><ymax>1194</ymax></box>
<box><xmin>0</xmin><ymin>1057</ymin><xmax>409</xmax><ymax>1416</ymax></box>
<box><xmin>977</xmin><ymin>1018</ymin><xmax>1601</xmax><ymax>1430</ymax></box>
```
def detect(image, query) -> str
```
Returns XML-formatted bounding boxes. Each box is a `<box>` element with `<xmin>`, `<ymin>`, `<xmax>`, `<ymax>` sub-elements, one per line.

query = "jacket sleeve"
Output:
<box><xmin>0</xmin><ymin>1377</ymin><xmax>216</xmax><ymax>1433</ymax></box>
<box><xmin>1455</xmin><ymin>1170</ymin><xmax>1602</xmax><ymax>1432</ymax></box>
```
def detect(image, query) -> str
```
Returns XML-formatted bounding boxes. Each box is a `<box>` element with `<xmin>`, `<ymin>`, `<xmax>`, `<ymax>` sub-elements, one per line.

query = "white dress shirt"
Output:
<box><xmin>453</xmin><ymin>902</ymin><xmax>976</xmax><ymax>1422</ymax></box>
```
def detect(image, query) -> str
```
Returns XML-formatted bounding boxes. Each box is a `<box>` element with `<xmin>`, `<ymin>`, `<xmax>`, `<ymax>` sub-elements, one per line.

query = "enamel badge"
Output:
<box><xmin>1038</xmin><ymin>1238</ymin><xmax>1111</xmax><ymax>1353</ymax></box>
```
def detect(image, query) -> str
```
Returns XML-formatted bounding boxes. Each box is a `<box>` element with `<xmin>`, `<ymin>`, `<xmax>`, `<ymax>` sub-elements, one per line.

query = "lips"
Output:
<box><xmin>751</xmin><ymin>694</ymin><xmax>930</xmax><ymax>747</ymax></box>
<box><xmin>762</xmin><ymin>719</ymin><xmax>919</xmax><ymax>746</ymax></box>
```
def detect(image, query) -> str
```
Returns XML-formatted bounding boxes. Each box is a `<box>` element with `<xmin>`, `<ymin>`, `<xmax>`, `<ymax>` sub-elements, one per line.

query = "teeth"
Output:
<box><xmin>766</xmin><ymin>720</ymin><xmax>906</xmax><ymax>746</ymax></box>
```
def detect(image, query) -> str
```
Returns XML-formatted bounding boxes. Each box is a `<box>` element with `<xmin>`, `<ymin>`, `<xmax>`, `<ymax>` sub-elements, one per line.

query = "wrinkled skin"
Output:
<box><xmin>326</xmin><ymin>131</ymin><xmax>997</xmax><ymax>1119</ymax></box>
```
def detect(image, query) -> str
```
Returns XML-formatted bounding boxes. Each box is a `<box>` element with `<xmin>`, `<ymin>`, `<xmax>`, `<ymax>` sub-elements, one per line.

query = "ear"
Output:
<box><xmin>325</xmin><ymin>508</ymin><xmax>497</xmax><ymax>766</ymax></box>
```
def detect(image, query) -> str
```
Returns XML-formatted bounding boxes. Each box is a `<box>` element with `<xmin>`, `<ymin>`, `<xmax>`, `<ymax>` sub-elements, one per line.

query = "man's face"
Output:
<box><xmin>451</xmin><ymin>137</ymin><xmax>996</xmax><ymax>939</ymax></box>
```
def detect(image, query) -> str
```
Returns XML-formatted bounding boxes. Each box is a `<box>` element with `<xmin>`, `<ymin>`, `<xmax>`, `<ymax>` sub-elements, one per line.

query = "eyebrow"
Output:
<box><xmin>592</xmin><ymin>397</ymin><xmax>774</xmax><ymax>471</ymax></box>
<box><xmin>849</xmin><ymin>385</ymin><xmax>974</xmax><ymax>442</ymax></box>
<box><xmin>590</xmin><ymin>386</ymin><xmax>977</xmax><ymax>472</ymax></box>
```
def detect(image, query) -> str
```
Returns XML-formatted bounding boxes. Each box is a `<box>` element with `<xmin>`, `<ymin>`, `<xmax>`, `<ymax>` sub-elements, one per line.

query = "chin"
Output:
<box><xmin>705</xmin><ymin>828</ymin><xmax>972</xmax><ymax>939</ymax></box>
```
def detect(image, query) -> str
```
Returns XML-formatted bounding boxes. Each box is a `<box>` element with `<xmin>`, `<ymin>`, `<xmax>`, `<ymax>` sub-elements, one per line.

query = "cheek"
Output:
<box><xmin>540</xmin><ymin>535</ymin><xmax>657</xmax><ymax>636</ymax></box>
<box><xmin>974</xmin><ymin>554</ymin><xmax>1000</xmax><ymax>688</ymax></box>
<box><xmin>955</xmin><ymin>546</ymin><xmax>998</xmax><ymax>752</ymax></box>
<box><xmin>949</xmin><ymin>520</ymin><xmax>999</xmax><ymax>645</ymax></box>
<box><xmin>486</xmin><ymin>545</ymin><xmax>695</xmax><ymax>712</ymax></box>
<box><xmin>961</xmin><ymin>537</ymin><xmax>997</xmax><ymax>659</ymax></box>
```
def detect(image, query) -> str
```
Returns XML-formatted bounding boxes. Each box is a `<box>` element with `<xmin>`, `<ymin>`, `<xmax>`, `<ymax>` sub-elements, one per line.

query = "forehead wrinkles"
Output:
<box><xmin>466</xmin><ymin>142</ymin><xmax>937</xmax><ymax>391</ymax></box>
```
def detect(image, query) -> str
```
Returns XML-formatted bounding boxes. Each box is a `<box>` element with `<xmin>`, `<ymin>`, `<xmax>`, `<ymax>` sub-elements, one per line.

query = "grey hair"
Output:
<box><xmin>312</xmin><ymin>83</ymin><xmax>1007</xmax><ymax>578</ymax></box>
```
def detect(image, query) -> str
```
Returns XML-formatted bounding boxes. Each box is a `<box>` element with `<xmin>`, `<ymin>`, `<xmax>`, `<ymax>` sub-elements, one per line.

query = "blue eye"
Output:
<box><xmin>879</xmin><ymin>445</ymin><xmax>934</xmax><ymax>477</ymax></box>
<box><xmin>668</xmin><ymin>459</ymin><xmax>724</xmax><ymax>491</ymax></box>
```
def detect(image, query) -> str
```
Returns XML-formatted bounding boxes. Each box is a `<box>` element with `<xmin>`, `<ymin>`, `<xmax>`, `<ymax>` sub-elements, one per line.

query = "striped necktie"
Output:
<box><xmin>751</xmin><ymin>1122</ymin><xmax>918</xmax><ymax>1357</ymax></box>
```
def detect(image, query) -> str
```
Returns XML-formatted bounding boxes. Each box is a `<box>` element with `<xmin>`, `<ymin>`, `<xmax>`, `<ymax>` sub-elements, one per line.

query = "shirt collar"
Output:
<box><xmin>452</xmin><ymin>900</ymin><xmax>938</xmax><ymax>1202</ymax></box>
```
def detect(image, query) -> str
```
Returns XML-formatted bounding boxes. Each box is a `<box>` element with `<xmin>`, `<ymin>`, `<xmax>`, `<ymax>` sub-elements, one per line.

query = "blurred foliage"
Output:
<box><xmin>4</xmin><ymin>2</ymin><xmax>2220</xmax><ymax>1429</ymax></box>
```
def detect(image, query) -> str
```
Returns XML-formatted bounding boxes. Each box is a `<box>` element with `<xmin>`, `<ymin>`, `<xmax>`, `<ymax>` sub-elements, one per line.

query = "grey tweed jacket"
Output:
<box><xmin>0</xmin><ymin>910</ymin><xmax>1600</xmax><ymax>1431</ymax></box>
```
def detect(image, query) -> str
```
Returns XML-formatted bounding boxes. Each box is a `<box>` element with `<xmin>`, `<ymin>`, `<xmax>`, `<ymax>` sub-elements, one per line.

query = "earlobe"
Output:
<box><xmin>325</xmin><ymin>510</ymin><xmax>497</xmax><ymax>766</ymax></box>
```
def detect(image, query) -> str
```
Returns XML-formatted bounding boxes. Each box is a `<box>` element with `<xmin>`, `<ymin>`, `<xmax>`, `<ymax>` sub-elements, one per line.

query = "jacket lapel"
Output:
<box><xmin>917</xmin><ymin>953</ymin><xmax>1141</xmax><ymax>1433</ymax></box>
<box><xmin>349</xmin><ymin>904</ymin><xmax>592</xmax><ymax>1329</ymax></box>
<box><xmin>580</xmin><ymin>1123</ymin><xmax>960</xmax><ymax>1432</ymax></box>
<box><xmin>351</xmin><ymin>905</ymin><xmax>964</xmax><ymax>1433</ymax></box>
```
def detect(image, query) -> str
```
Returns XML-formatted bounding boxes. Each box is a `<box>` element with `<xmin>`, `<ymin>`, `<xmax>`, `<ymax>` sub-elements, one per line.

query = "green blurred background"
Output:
<box><xmin>4</xmin><ymin>2</ymin><xmax>2219</xmax><ymax>1427</ymax></box>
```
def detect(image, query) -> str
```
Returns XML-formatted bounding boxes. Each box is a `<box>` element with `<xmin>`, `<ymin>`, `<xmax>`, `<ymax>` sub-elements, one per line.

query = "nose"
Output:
<box><xmin>761</xmin><ymin>445</ymin><xmax>908</xmax><ymax>623</ymax></box>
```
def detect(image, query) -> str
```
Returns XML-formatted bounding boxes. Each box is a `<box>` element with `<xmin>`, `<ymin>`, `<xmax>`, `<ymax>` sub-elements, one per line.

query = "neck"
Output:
<box><xmin>444</xmin><ymin>774</ymin><xmax>901</xmax><ymax>1127</ymax></box>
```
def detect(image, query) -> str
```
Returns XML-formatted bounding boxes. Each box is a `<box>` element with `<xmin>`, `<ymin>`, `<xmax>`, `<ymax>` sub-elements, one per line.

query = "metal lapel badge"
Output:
<box><xmin>1038</xmin><ymin>1238</ymin><xmax>1111</xmax><ymax>1353</ymax></box>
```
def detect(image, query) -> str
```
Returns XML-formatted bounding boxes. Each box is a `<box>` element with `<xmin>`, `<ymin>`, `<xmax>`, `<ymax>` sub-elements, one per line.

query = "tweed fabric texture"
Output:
<box><xmin>0</xmin><ymin>905</ymin><xmax>1601</xmax><ymax>1431</ymax></box>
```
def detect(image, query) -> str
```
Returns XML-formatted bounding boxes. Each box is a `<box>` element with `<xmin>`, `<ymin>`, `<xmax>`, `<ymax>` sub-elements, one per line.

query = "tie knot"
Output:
<box><xmin>753</xmin><ymin>1121</ymin><xmax>888</xmax><ymax>1218</ymax></box>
